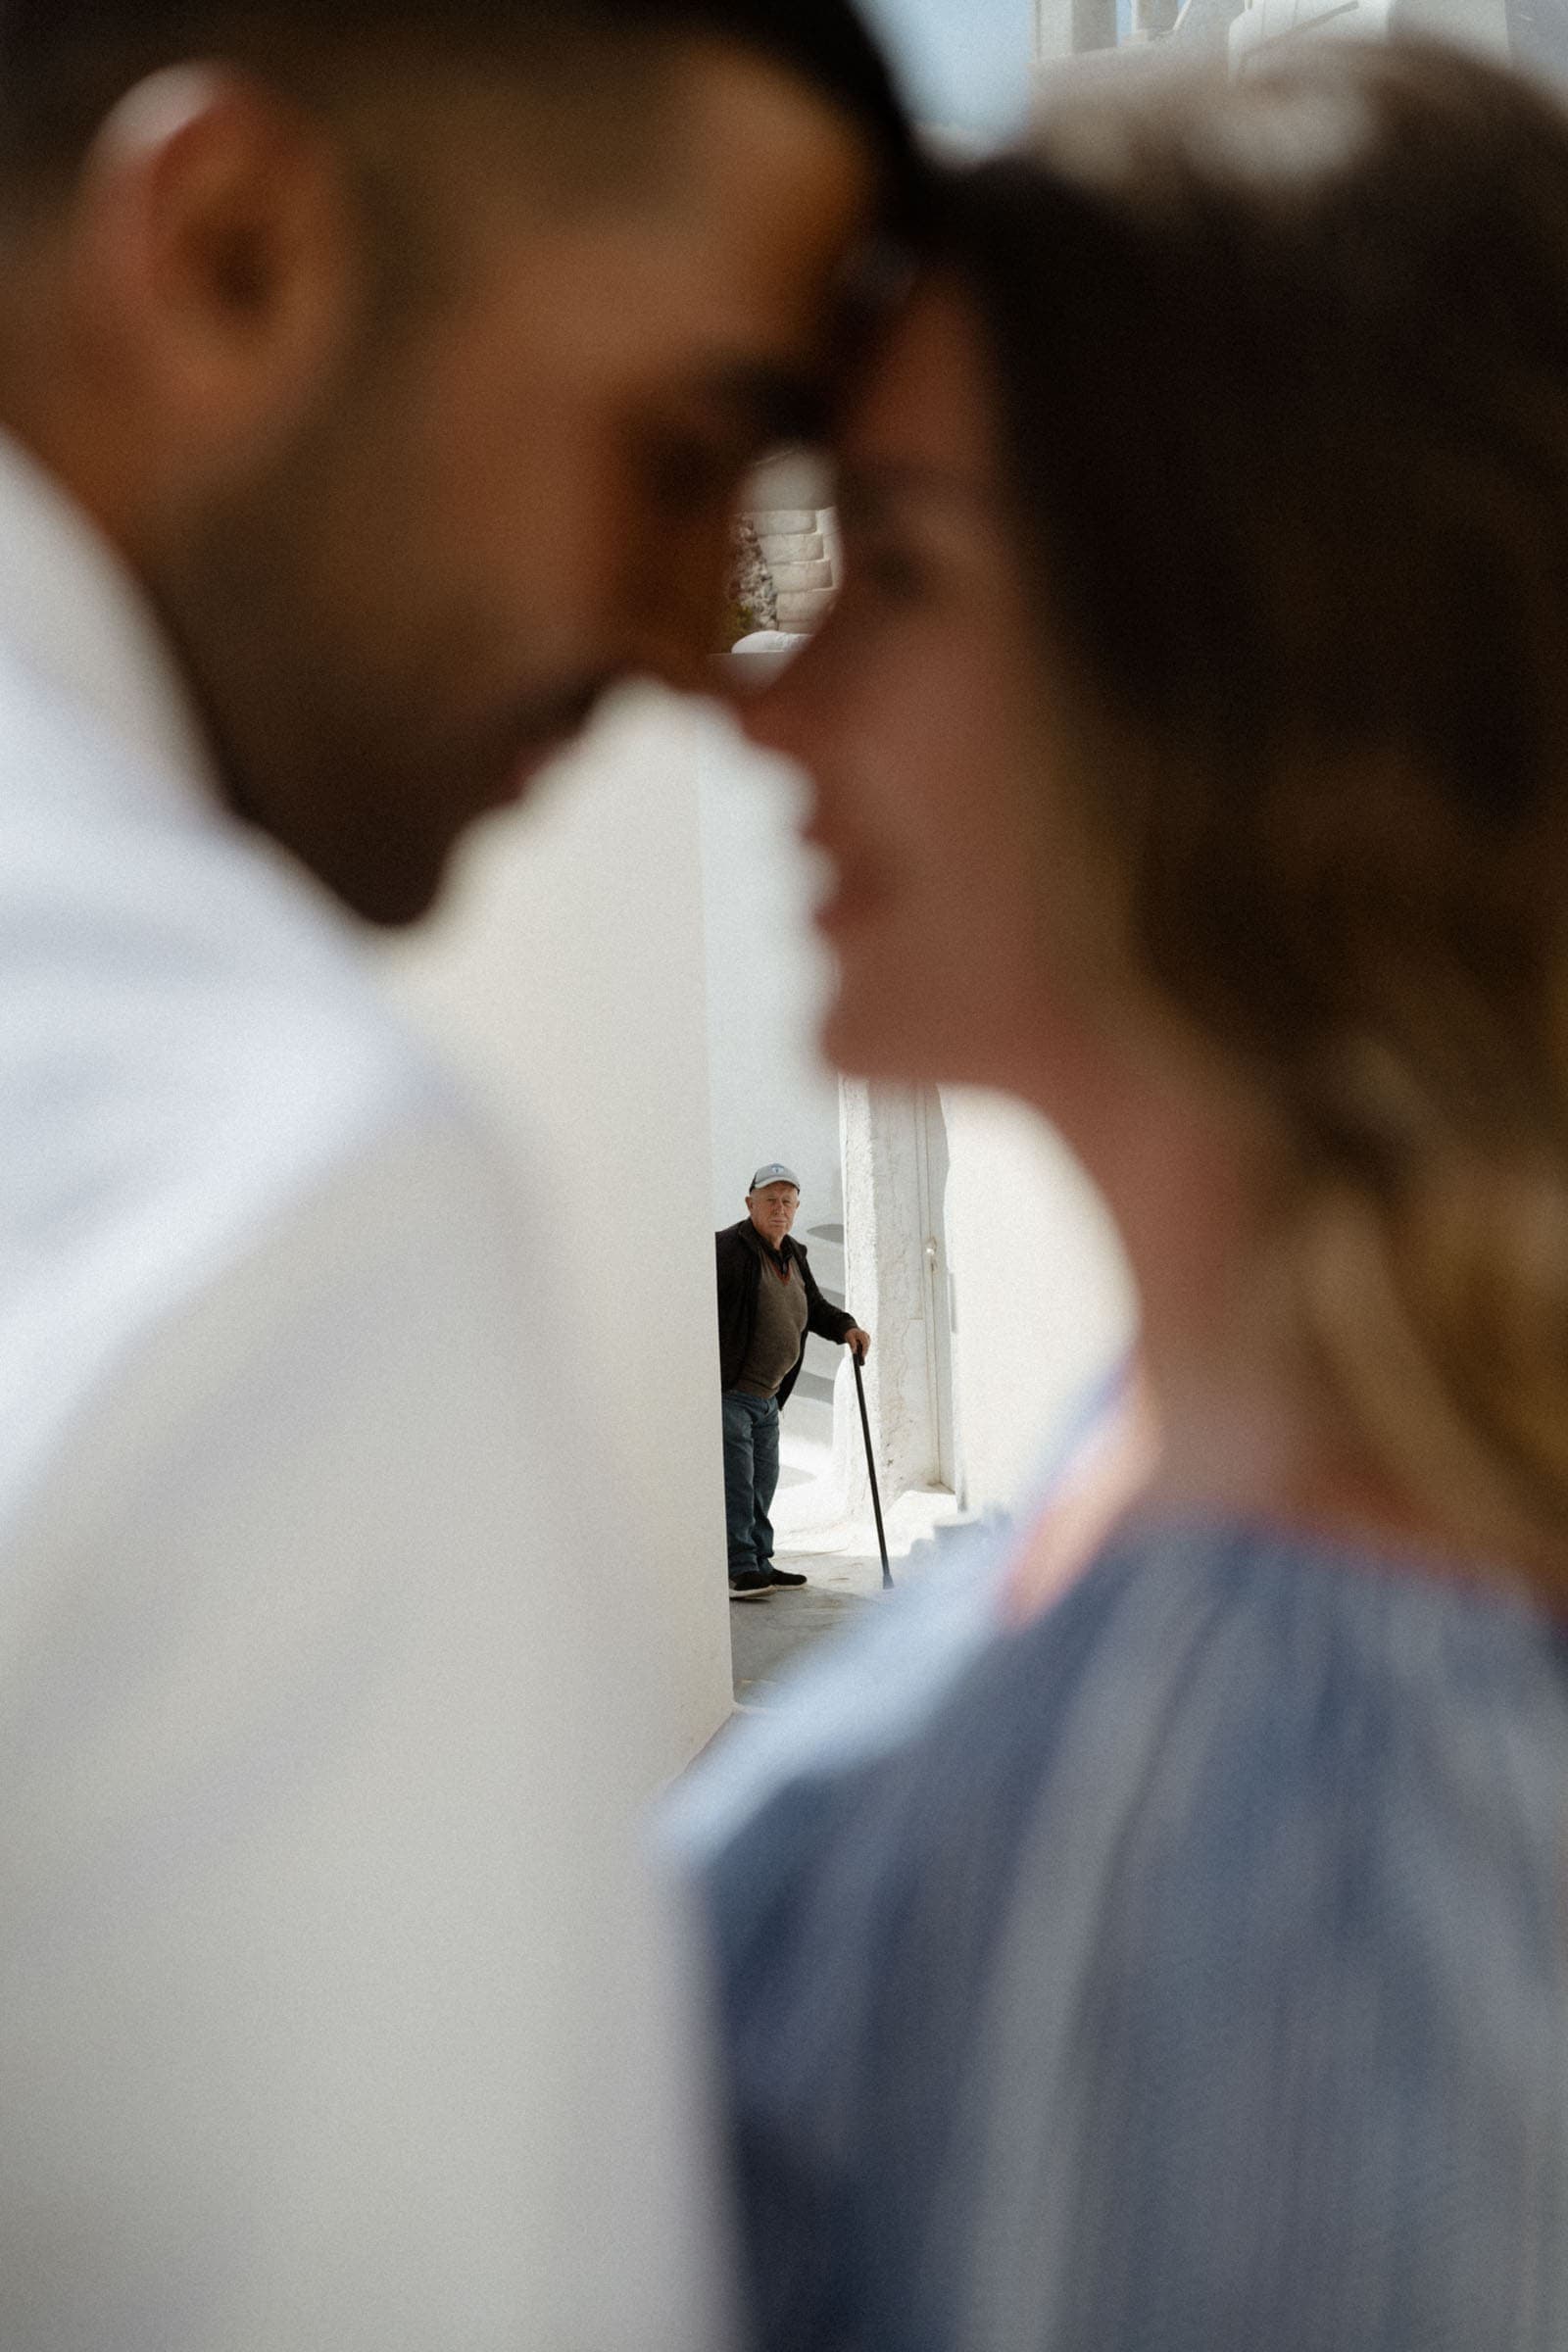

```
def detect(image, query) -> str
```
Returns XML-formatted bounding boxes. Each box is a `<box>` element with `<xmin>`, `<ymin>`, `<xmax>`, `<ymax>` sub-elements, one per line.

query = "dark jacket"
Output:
<box><xmin>715</xmin><ymin>1218</ymin><xmax>856</xmax><ymax>1408</ymax></box>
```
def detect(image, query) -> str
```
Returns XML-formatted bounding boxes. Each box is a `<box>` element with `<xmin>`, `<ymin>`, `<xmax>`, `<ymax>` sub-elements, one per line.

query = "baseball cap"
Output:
<box><xmin>750</xmin><ymin>1164</ymin><xmax>801</xmax><ymax>1192</ymax></box>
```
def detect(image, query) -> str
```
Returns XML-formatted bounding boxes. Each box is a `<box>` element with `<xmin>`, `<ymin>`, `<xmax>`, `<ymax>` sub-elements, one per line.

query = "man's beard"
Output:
<box><xmin>141</xmin><ymin>410</ymin><xmax>614</xmax><ymax>927</ymax></box>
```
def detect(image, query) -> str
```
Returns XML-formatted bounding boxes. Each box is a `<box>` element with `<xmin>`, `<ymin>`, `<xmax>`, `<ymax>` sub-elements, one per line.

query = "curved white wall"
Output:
<box><xmin>697</xmin><ymin>704</ymin><xmax>841</xmax><ymax>1237</ymax></box>
<box><xmin>698</xmin><ymin>697</ymin><xmax>851</xmax><ymax>1464</ymax></box>
<box><xmin>378</xmin><ymin>688</ymin><xmax>734</xmax><ymax>1778</ymax></box>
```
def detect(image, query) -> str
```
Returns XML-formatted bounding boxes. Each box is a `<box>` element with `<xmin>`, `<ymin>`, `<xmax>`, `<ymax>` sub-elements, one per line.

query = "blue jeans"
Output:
<box><xmin>722</xmin><ymin>1391</ymin><xmax>781</xmax><ymax>1579</ymax></box>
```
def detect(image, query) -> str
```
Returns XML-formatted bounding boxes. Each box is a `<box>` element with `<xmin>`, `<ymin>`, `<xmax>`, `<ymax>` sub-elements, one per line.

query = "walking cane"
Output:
<box><xmin>851</xmin><ymin>1346</ymin><xmax>893</xmax><ymax>1591</ymax></box>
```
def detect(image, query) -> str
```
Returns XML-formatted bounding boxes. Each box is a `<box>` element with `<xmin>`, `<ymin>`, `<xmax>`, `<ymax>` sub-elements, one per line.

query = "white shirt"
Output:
<box><xmin>0</xmin><ymin>433</ymin><xmax>725</xmax><ymax>2350</ymax></box>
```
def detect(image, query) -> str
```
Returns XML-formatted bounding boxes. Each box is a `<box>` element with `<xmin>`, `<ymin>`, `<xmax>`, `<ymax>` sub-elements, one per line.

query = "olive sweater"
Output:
<box><xmin>714</xmin><ymin>1220</ymin><xmax>856</xmax><ymax>1407</ymax></box>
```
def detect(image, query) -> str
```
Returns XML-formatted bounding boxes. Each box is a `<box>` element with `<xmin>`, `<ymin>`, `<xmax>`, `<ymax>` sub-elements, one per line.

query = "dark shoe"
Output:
<box><xmin>764</xmin><ymin>1565</ymin><xmax>808</xmax><ymax>1587</ymax></box>
<box><xmin>728</xmin><ymin>1572</ymin><xmax>773</xmax><ymax>1601</ymax></box>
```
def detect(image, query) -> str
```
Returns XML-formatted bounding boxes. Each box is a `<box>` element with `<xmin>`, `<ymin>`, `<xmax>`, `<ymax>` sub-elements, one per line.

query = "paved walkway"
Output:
<box><xmin>730</xmin><ymin>1549</ymin><xmax>883</xmax><ymax>1709</ymax></box>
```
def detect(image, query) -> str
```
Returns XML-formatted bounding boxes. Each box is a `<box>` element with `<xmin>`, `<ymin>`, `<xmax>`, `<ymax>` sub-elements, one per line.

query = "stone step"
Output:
<box><xmin>775</xmin><ymin>586</ymin><xmax>836</xmax><ymax>630</ymax></box>
<box><xmin>750</xmin><ymin>508</ymin><xmax>818</xmax><ymax>536</ymax></box>
<box><xmin>758</xmin><ymin>532</ymin><xmax>825</xmax><ymax>565</ymax></box>
<box><xmin>768</xmin><ymin>558</ymin><xmax>834</xmax><ymax>594</ymax></box>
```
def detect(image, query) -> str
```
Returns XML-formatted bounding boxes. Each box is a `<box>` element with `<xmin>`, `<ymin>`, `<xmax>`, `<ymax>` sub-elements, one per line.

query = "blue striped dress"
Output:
<box><xmin>681</xmin><ymin>1515</ymin><xmax>1568</xmax><ymax>2351</ymax></box>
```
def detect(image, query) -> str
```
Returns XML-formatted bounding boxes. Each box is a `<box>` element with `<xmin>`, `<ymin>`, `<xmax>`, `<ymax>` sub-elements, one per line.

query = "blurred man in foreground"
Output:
<box><xmin>0</xmin><ymin>3</ymin><xmax>913</xmax><ymax>2343</ymax></box>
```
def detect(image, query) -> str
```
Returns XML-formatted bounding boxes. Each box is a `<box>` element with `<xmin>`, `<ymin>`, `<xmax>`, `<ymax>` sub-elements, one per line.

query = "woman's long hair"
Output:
<box><xmin>946</xmin><ymin>39</ymin><xmax>1568</xmax><ymax>1586</ymax></box>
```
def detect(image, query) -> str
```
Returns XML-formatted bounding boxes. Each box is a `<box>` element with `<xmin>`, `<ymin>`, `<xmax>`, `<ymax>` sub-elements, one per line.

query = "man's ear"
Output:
<box><xmin>68</xmin><ymin>67</ymin><xmax>357</xmax><ymax>493</ymax></box>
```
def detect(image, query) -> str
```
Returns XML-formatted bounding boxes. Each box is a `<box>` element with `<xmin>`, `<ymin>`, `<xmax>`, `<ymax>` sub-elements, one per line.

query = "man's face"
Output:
<box><xmin>748</xmin><ymin>1182</ymin><xmax>800</xmax><ymax>1246</ymax></box>
<box><xmin>145</xmin><ymin>45</ymin><xmax>878</xmax><ymax>923</ymax></box>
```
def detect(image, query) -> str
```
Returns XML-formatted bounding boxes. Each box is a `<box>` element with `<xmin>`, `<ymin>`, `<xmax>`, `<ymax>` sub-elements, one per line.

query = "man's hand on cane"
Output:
<box><xmin>846</xmin><ymin>1327</ymin><xmax>871</xmax><ymax>1363</ymax></box>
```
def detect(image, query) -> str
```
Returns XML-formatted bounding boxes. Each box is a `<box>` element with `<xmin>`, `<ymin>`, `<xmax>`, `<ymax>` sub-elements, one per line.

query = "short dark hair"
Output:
<box><xmin>0</xmin><ymin>0</ymin><xmax>920</xmax><ymax>223</ymax></box>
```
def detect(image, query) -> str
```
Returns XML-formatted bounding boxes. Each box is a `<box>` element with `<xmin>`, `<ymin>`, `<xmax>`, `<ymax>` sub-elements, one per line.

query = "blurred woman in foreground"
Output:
<box><xmin>692</xmin><ymin>37</ymin><xmax>1568</xmax><ymax>2352</ymax></box>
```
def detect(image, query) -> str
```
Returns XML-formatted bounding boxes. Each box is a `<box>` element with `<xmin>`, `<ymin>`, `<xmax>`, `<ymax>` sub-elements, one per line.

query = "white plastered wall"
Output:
<box><xmin>699</xmin><ymin>688</ymin><xmax>850</xmax><ymax>1466</ymax></box>
<box><xmin>697</xmin><ymin>703</ymin><xmax>841</xmax><ymax>1236</ymax></box>
<box><xmin>835</xmin><ymin>1079</ymin><xmax>1137</xmax><ymax>1535</ymax></box>
<box><xmin>378</xmin><ymin>687</ymin><xmax>734</xmax><ymax>1778</ymax></box>
<box><xmin>940</xmin><ymin>1088</ymin><xmax>1137</xmax><ymax>1519</ymax></box>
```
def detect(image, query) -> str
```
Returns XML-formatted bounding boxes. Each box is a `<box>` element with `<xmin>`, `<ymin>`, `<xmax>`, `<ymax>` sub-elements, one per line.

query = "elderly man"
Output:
<box><xmin>717</xmin><ymin>1164</ymin><xmax>871</xmax><ymax>1599</ymax></box>
<box><xmin>0</xmin><ymin>4</ymin><xmax>916</xmax><ymax>2343</ymax></box>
